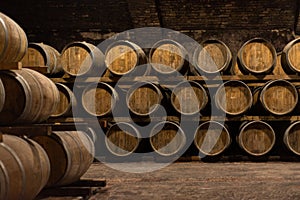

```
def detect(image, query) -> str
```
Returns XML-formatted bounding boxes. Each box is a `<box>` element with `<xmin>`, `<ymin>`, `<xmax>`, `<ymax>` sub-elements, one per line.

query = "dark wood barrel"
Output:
<box><xmin>237</xmin><ymin>38</ymin><xmax>276</xmax><ymax>74</ymax></box>
<box><xmin>192</xmin><ymin>39</ymin><xmax>232</xmax><ymax>74</ymax></box>
<box><xmin>105</xmin><ymin>40</ymin><xmax>148</xmax><ymax>76</ymax></box>
<box><xmin>257</xmin><ymin>80</ymin><xmax>298</xmax><ymax>115</ymax></box>
<box><xmin>0</xmin><ymin>134</ymin><xmax>50</xmax><ymax>200</ymax></box>
<box><xmin>32</xmin><ymin>131</ymin><xmax>95</xmax><ymax>187</ymax></box>
<box><xmin>0</xmin><ymin>161</ymin><xmax>9</xmax><ymax>200</ymax></box>
<box><xmin>61</xmin><ymin>41</ymin><xmax>104</xmax><ymax>76</ymax></box>
<box><xmin>194</xmin><ymin>121</ymin><xmax>231</xmax><ymax>156</ymax></box>
<box><xmin>82</xmin><ymin>82</ymin><xmax>119</xmax><ymax>116</ymax></box>
<box><xmin>171</xmin><ymin>80</ymin><xmax>208</xmax><ymax>115</ymax></box>
<box><xmin>149</xmin><ymin>39</ymin><xmax>189</xmax><ymax>75</ymax></box>
<box><xmin>238</xmin><ymin>121</ymin><xmax>275</xmax><ymax>156</ymax></box>
<box><xmin>21</xmin><ymin>42</ymin><xmax>63</xmax><ymax>75</ymax></box>
<box><xmin>284</xmin><ymin>121</ymin><xmax>300</xmax><ymax>156</ymax></box>
<box><xmin>51</xmin><ymin>83</ymin><xmax>76</xmax><ymax>117</ymax></box>
<box><xmin>215</xmin><ymin>80</ymin><xmax>252</xmax><ymax>115</ymax></box>
<box><xmin>0</xmin><ymin>79</ymin><xmax>5</xmax><ymax>112</ymax></box>
<box><xmin>281</xmin><ymin>38</ymin><xmax>300</xmax><ymax>74</ymax></box>
<box><xmin>150</xmin><ymin>121</ymin><xmax>186</xmax><ymax>156</ymax></box>
<box><xmin>105</xmin><ymin>122</ymin><xmax>141</xmax><ymax>156</ymax></box>
<box><xmin>0</xmin><ymin>68</ymin><xmax>60</xmax><ymax>124</ymax></box>
<box><xmin>0</xmin><ymin>12</ymin><xmax>28</xmax><ymax>63</ymax></box>
<box><xmin>126</xmin><ymin>81</ymin><xmax>164</xmax><ymax>116</ymax></box>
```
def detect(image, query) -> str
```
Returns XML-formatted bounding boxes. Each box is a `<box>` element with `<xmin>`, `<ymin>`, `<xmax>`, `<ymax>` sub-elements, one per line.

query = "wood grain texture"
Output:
<box><xmin>238</xmin><ymin>121</ymin><xmax>275</xmax><ymax>156</ymax></box>
<box><xmin>284</xmin><ymin>122</ymin><xmax>300</xmax><ymax>155</ymax></box>
<box><xmin>194</xmin><ymin>121</ymin><xmax>231</xmax><ymax>156</ymax></box>
<box><xmin>281</xmin><ymin>38</ymin><xmax>300</xmax><ymax>73</ymax></box>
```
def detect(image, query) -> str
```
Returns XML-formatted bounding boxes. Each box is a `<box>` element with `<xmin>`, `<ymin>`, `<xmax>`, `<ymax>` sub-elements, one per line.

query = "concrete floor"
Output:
<box><xmin>37</xmin><ymin>161</ymin><xmax>300</xmax><ymax>200</ymax></box>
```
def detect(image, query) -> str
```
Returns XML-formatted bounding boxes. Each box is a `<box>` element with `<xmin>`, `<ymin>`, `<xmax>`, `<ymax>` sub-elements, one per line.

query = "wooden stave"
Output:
<box><xmin>61</xmin><ymin>41</ymin><xmax>104</xmax><ymax>77</ymax></box>
<box><xmin>284</xmin><ymin>121</ymin><xmax>300</xmax><ymax>156</ymax></box>
<box><xmin>238</xmin><ymin>121</ymin><xmax>276</xmax><ymax>157</ymax></box>
<box><xmin>215</xmin><ymin>80</ymin><xmax>253</xmax><ymax>116</ymax></box>
<box><xmin>237</xmin><ymin>37</ymin><xmax>277</xmax><ymax>74</ymax></box>
<box><xmin>194</xmin><ymin>121</ymin><xmax>231</xmax><ymax>156</ymax></box>
<box><xmin>281</xmin><ymin>38</ymin><xmax>300</xmax><ymax>74</ymax></box>
<box><xmin>105</xmin><ymin>122</ymin><xmax>141</xmax><ymax>156</ymax></box>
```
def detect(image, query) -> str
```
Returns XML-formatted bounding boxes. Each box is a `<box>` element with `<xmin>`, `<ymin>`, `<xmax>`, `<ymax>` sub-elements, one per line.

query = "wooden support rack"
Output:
<box><xmin>0</xmin><ymin>62</ymin><xmax>22</xmax><ymax>70</ymax></box>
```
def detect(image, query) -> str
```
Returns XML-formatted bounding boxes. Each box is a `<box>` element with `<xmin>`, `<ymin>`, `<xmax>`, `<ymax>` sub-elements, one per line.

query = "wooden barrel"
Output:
<box><xmin>0</xmin><ymin>12</ymin><xmax>28</xmax><ymax>63</ymax></box>
<box><xmin>61</xmin><ymin>41</ymin><xmax>104</xmax><ymax>76</ymax></box>
<box><xmin>238</xmin><ymin>121</ymin><xmax>275</xmax><ymax>156</ymax></box>
<box><xmin>150</xmin><ymin>121</ymin><xmax>186</xmax><ymax>156</ymax></box>
<box><xmin>105</xmin><ymin>40</ymin><xmax>148</xmax><ymax>76</ymax></box>
<box><xmin>0</xmin><ymin>161</ymin><xmax>9</xmax><ymax>200</ymax></box>
<box><xmin>105</xmin><ymin>122</ymin><xmax>141</xmax><ymax>156</ymax></box>
<box><xmin>215</xmin><ymin>80</ymin><xmax>253</xmax><ymax>115</ymax></box>
<box><xmin>0</xmin><ymin>134</ymin><xmax>50</xmax><ymax>200</ymax></box>
<box><xmin>237</xmin><ymin>38</ymin><xmax>276</xmax><ymax>74</ymax></box>
<box><xmin>171</xmin><ymin>80</ymin><xmax>208</xmax><ymax>115</ymax></box>
<box><xmin>149</xmin><ymin>39</ymin><xmax>189</xmax><ymax>75</ymax></box>
<box><xmin>0</xmin><ymin>68</ymin><xmax>60</xmax><ymax>124</ymax></box>
<box><xmin>194</xmin><ymin>121</ymin><xmax>231</xmax><ymax>156</ymax></box>
<box><xmin>32</xmin><ymin>131</ymin><xmax>95</xmax><ymax>187</ymax></box>
<box><xmin>51</xmin><ymin>83</ymin><xmax>76</xmax><ymax>117</ymax></box>
<box><xmin>0</xmin><ymin>79</ymin><xmax>5</xmax><ymax>113</ymax></box>
<box><xmin>192</xmin><ymin>39</ymin><xmax>232</xmax><ymax>74</ymax></box>
<box><xmin>21</xmin><ymin>42</ymin><xmax>63</xmax><ymax>75</ymax></box>
<box><xmin>258</xmin><ymin>80</ymin><xmax>298</xmax><ymax>115</ymax></box>
<box><xmin>284</xmin><ymin>121</ymin><xmax>300</xmax><ymax>156</ymax></box>
<box><xmin>82</xmin><ymin>82</ymin><xmax>119</xmax><ymax>116</ymax></box>
<box><xmin>126</xmin><ymin>81</ymin><xmax>164</xmax><ymax>116</ymax></box>
<box><xmin>281</xmin><ymin>38</ymin><xmax>300</xmax><ymax>74</ymax></box>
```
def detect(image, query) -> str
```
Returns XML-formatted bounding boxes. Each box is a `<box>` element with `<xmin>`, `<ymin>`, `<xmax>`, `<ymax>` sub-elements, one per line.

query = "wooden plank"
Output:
<box><xmin>23</xmin><ymin>65</ymin><xmax>48</xmax><ymax>74</ymax></box>
<box><xmin>0</xmin><ymin>125</ymin><xmax>52</xmax><ymax>136</ymax></box>
<box><xmin>0</xmin><ymin>62</ymin><xmax>22</xmax><ymax>70</ymax></box>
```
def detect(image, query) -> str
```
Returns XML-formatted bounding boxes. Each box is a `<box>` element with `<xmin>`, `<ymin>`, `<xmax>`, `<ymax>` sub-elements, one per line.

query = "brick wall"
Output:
<box><xmin>0</xmin><ymin>0</ymin><xmax>298</xmax><ymax>52</ymax></box>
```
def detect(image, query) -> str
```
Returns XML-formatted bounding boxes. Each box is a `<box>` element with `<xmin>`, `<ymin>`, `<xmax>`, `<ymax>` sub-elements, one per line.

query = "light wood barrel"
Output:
<box><xmin>61</xmin><ymin>41</ymin><xmax>104</xmax><ymax>76</ymax></box>
<box><xmin>284</xmin><ymin>121</ymin><xmax>300</xmax><ymax>156</ymax></box>
<box><xmin>105</xmin><ymin>40</ymin><xmax>148</xmax><ymax>76</ymax></box>
<box><xmin>192</xmin><ymin>39</ymin><xmax>232</xmax><ymax>74</ymax></box>
<box><xmin>32</xmin><ymin>131</ymin><xmax>95</xmax><ymax>187</ymax></box>
<box><xmin>0</xmin><ymin>161</ymin><xmax>9</xmax><ymax>200</ymax></box>
<box><xmin>150</xmin><ymin>121</ymin><xmax>186</xmax><ymax>156</ymax></box>
<box><xmin>21</xmin><ymin>42</ymin><xmax>63</xmax><ymax>75</ymax></box>
<box><xmin>149</xmin><ymin>39</ymin><xmax>189</xmax><ymax>75</ymax></box>
<box><xmin>237</xmin><ymin>38</ymin><xmax>276</xmax><ymax>74</ymax></box>
<box><xmin>215</xmin><ymin>80</ymin><xmax>252</xmax><ymax>115</ymax></box>
<box><xmin>281</xmin><ymin>38</ymin><xmax>300</xmax><ymax>74</ymax></box>
<box><xmin>51</xmin><ymin>83</ymin><xmax>76</xmax><ymax>117</ymax></box>
<box><xmin>0</xmin><ymin>134</ymin><xmax>50</xmax><ymax>200</ymax></box>
<box><xmin>105</xmin><ymin>122</ymin><xmax>141</xmax><ymax>156</ymax></box>
<box><xmin>126</xmin><ymin>82</ymin><xmax>163</xmax><ymax>116</ymax></box>
<box><xmin>0</xmin><ymin>12</ymin><xmax>28</xmax><ymax>63</ymax></box>
<box><xmin>171</xmin><ymin>81</ymin><xmax>208</xmax><ymax>115</ymax></box>
<box><xmin>82</xmin><ymin>82</ymin><xmax>119</xmax><ymax>116</ymax></box>
<box><xmin>238</xmin><ymin>121</ymin><xmax>275</xmax><ymax>156</ymax></box>
<box><xmin>194</xmin><ymin>121</ymin><xmax>231</xmax><ymax>156</ymax></box>
<box><xmin>0</xmin><ymin>68</ymin><xmax>60</xmax><ymax>124</ymax></box>
<box><xmin>259</xmin><ymin>80</ymin><xmax>298</xmax><ymax>115</ymax></box>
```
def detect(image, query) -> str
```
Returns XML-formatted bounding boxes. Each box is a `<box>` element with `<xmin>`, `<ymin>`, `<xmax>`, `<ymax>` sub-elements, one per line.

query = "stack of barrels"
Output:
<box><xmin>58</xmin><ymin>35</ymin><xmax>300</xmax><ymax>160</ymax></box>
<box><xmin>0</xmin><ymin>12</ymin><xmax>95</xmax><ymax>200</ymax></box>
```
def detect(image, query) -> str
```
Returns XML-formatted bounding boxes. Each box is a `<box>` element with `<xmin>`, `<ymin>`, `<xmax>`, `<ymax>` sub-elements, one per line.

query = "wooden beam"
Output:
<box><xmin>0</xmin><ymin>62</ymin><xmax>22</xmax><ymax>70</ymax></box>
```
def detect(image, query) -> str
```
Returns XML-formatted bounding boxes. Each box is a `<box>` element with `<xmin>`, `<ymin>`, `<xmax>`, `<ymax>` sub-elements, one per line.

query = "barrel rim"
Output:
<box><xmin>104</xmin><ymin>40</ymin><xmax>141</xmax><ymax>76</ymax></box>
<box><xmin>51</xmin><ymin>83</ymin><xmax>73</xmax><ymax>117</ymax></box>
<box><xmin>171</xmin><ymin>80</ymin><xmax>208</xmax><ymax>115</ymax></box>
<box><xmin>61</xmin><ymin>41</ymin><xmax>98</xmax><ymax>76</ymax></box>
<box><xmin>149</xmin><ymin>121</ymin><xmax>186</xmax><ymax>157</ymax></box>
<box><xmin>28</xmin><ymin>43</ymin><xmax>51</xmax><ymax>67</ymax></box>
<box><xmin>284</xmin><ymin>121</ymin><xmax>300</xmax><ymax>156</ymax></box>
<box><xmin>126</xmin><ymin>81</ymin><xmax>163</xmax><ymax>116</ymax></box>
<box><xmin>238</xmin><ymin>120</ymin><xmax>276</xmax><ymax>156</ymax></box>
<box><xmin>193</xmin><ymin>39</ymin><xmax>232</xmax><ymax>74</ymax></box>
<box><xmin>215</xmin><ymin>80</ymin><xmax>253</xmax><ymax>115</ymax></box>
<box><xmin>149</xmin><ymin>39</ymin><xmax>186</xmax><ymax>75</ymax></box>
<box><xmin>237</xmin><ymin>37</ymin><xmax>277</xmax><ymax>74</ymax></box>
<box><xmin>0</xmin><ymin>160</ymin><xmax>9</xmax><ymax>200</ymax></box>
<box><xmin>82</xmin><ymin>82</ymin><xmax>118</xmax><ymax>117</ymax></box>
<box><xmin>282</xmin><ymin>37</ymin><xmax>300</xmax><ymax>73</ymax></box>
<box><xmin>193</xmin><ymin>121</ymin><xmax>231</xmax><ymax>156</ymax></box>
<box><xmin>105</xmin><ymin>122</ymin><xmax>141</xmax><ymax>157</ymax></box>
<box><xmin>260</xmin><ymin>79</ymin><xmax>298</xmax><ymax>115</ymax></box>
